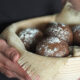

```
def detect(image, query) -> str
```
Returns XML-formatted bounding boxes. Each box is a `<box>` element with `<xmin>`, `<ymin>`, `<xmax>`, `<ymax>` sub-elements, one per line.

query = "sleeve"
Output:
<box><xmin>0</xmin><ymin>0</ymin><xmax>62</xmax><ymax>33</ymax></box>
<box><xmin>49</xmin><ymin>0</ymin><xmax>62</xmax><ymax>14</ymax></box>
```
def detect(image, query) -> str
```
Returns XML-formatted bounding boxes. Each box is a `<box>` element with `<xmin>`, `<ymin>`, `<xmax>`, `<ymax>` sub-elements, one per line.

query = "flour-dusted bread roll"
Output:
<box><xmin>18</xmin><ymin>28</ymin><xmax>43</xmax><ymax>52</ymax></box>
<box><xmin>36</xmin><ymin>36</ymin><xmax>69</xmax><ymax>57</ymax></box>
<box><xmin>56</xmin><ymin>2</ymin><xmax>80</xmax><ymax>24</ymax></box>
<box><xmin>45</xmin><ymin>22</ymin><xmax>73</xmax><ymax>45</ymax></box>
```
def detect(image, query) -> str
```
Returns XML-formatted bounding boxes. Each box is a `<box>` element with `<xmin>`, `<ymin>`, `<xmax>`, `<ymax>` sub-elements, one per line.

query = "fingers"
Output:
<box><xmin>0</xmin><ymin>66</ymin><xmax>15</xmax><ymax>78</ymax></box>
<box><xmin>0</xmin><ymin>63</ymin><xmax>25</xmax><ymax>80</ymax></box>
<box><xmin>12</xmin><ymin>72</ymin><xmax>26</xmax><ymax>80</ymax></box>
<box><xmin>6</xmin><ymin>62</ymin><xmax>32</xmax><ymax>80</ymax></box>
<box><xmin>0</xmin><ymin>62</ymin><xmax>15</xmax><ymax>78</ymax></box>
<box><xmin>0</xmin><ymin>39</ymin><xmax>20</xmax><ymax>62</ymax></box>
<box><xmin>4</xmin><ymin>47</ymin><xmax>20</xmax><ymax>62</ymax></box>
<box><xmin>0</xmin><ymin>52</ymin><xmax>31</xmax><ymax>80</ymax></box>
<box><xmin>0</xmin><ymin>39</ymin><xmax>31</xmax><ymax>80</ymax></box>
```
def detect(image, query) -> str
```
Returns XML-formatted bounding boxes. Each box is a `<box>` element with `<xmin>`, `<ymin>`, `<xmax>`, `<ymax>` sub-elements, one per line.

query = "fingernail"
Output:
<box><xmin>11</xmin><ymin>53</ymin><xmax>20</xmax><ymax>62</ymax></box>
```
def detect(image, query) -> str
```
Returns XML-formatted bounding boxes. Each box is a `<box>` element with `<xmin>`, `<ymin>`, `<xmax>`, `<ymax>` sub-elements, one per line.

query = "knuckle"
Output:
<box><xmin>9</xmin><ymin>47</ymin><xmax>20</xmax><ymax>59</ymax></box>
<box><xmin>5</xmin><ymin>48</ymin><xmax>16</xmax><ymax>58</ymax></box>
<box><xmin>7</xmin><ymin>47</ymin><xmax>18</xmax><ymax>56</ymax></box>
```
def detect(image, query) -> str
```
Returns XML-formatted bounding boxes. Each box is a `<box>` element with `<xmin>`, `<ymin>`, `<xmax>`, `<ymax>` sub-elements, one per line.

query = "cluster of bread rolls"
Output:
<box><xmin>18</xmin><ymin>22</ymin><xmax>80</xmax><ymax>57</ymax></box>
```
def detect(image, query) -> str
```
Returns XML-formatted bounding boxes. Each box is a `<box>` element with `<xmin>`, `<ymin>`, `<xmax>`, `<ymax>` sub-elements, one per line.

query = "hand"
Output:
<box><xmin>0</xmin><ymin>39</ymin><xmax>31</xmax><ymax>80</ymax></box>
<box><xmin>69</xmin><ymin>0</ymin><xmax>80</xmax><ymax>11</ymax></box>
<box><xmin>62</xmin><ymin>0</ymin><xmax>80</xmax><ymax>11</ymax></box>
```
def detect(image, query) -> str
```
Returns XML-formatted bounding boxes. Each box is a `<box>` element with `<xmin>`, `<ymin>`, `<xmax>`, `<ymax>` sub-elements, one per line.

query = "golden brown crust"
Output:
<box><xmin>45</xmin><ymin>23</ymin><xmax>73</xmax><ymax>45</ymax></box>
<box><xmin>18</xmin><ymin>28</ymin><xmax>43</xmax><ymax>51</ymax></box>
<box><xmin>36</xmin><ymin>37</ymin><xmax>69</xmax><ymax>57</ymax></box>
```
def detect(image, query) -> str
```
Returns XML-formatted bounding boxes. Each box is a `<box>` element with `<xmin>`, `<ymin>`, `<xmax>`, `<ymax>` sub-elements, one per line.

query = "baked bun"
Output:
<box><xmin>36</xmin><ymin>36</ymin><xmax>69</xmax><ymax>57</ymax></box>
<box><xmin>45</xmin><ymin>22</ymin><xmax>73</xmax><ymax>45</ymax></box>
<box><xmin>18</xmin><ymin>28</ymin><xmax>43</xmax><ymax>51</ymax></box>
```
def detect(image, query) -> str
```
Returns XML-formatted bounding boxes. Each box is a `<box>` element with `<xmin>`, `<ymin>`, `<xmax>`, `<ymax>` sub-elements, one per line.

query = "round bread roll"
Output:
<box><xmin>36</xmin><ymin>36</ymin><xmax>69</xmax><ymax>57</ymax></box>
<box><xmin>18</xmin><ymin>28</ymin><xmax>43</xmax><ymax>51</ymax></box>
<box><xmin>45</xmin><ymin>22</ymin><xmax>73</xmax><ymax>45</ymax></box>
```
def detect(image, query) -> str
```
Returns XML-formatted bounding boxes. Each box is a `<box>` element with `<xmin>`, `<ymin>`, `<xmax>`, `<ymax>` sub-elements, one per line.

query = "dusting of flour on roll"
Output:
<box><xmin>18</xmin><ymin>28</ymin><xmax>43</xmax><ymax>51</ymax></box>
<box><xmin>36</xmin><ymin>36</ymin><xmax>69</xmax><ymax>57</ymax></box>
<box><xmin>45</xmin><ymin>22</ymin><xmax>73</xmax><ymax>45</ymax></box>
